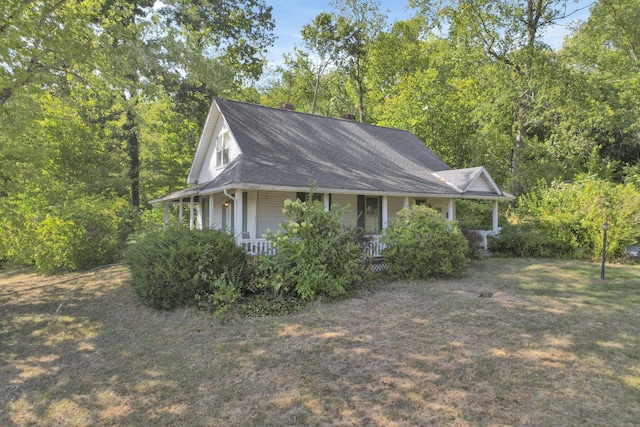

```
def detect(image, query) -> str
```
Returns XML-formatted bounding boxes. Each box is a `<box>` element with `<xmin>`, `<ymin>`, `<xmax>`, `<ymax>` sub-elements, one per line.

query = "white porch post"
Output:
<box><xmin>163</xmin><ymin>201</ymin><xmax>169</xmax><ymax>226</ymax></box>
<box><xmin>208</xmin><ymin>195</ymin><xmax>215</xmax><ymax>229</ymax></box>
<box><xmin>189</xmin><ymin>196</ymin><xmax>195</xmax><ymax>230</ymax></box>
<box><xmin>492</xmin><ymin>200</ymin><xmax>499</xmax><ymax>232</ymax></box>
<box><xmin>447</xmin><ymin>198</ymin><xmax>455</xmax><ymax>222</ymax></box>
<box><xmin>235</xmin><ymin>190</ymin><xmax>243</xmax><ymax>244</ymax></box>
<box><xmin>382</xmin><ymin>195</ymin><xmax>388</xmax><ymax>229</ymax></box>
<box><xmin>254</xmin><ymin>191</ymin><xmax>260</xmax><ymax>239</ymax></box>
<box><xmin>404</xmin><ymin>196</ymin><xmax>409</xmax><ymax>208</ymax></box>
<box><xmin>178</xmin><ymin>200</ymin><xmax>184</xmax><ymax>223</ymax></box>
<box><xmin>196</xmin><ymin>198</ymin><xmax>202</xmax><ymax>230</ymax></box>
<box><xmin>324</xmin><ymin>193</ymin><xmax>330</xmax><ymax>211</ymax></box>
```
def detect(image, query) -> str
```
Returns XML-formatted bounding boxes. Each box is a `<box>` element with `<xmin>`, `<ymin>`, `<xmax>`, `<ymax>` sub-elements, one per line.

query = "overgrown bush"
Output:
<box><xmin>514</xmin><ymin>177</ymin><xmax>640</xmax><ymax>260</ymax></box>
<box><xmin>487</xmin><ymin>221</ymin><xmax>577</xmax><ymax>258</ymax></box>
<box><xmin>382</xmin><ymin>205</ymin><xmax>469</xmax><ymax>279</ymax></box>
<box><xmin>33</xmin><ymin>196</ymin><xmax>129</xmax><ymax>274</ymax></box>
<box><xmin>126</xmin><ymin>225</ymin><xmax>247</xmax><ymax>310</ymax></box>
<box><xmin>1</xmin><ymin>194</ymin><xmax>129</xmax><ymax>274</ymax></box>
<box><xmin>257</xmin><ymin>196</ymin><xmax>366</xmax><ymax>300</ymax></box>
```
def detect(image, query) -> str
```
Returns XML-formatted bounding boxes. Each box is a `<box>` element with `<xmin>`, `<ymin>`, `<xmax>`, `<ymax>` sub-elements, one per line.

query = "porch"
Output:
<box><xmin>155</xmin><ymin>189</ymin><xmax>505</xmax><ymax>257</ymax></box>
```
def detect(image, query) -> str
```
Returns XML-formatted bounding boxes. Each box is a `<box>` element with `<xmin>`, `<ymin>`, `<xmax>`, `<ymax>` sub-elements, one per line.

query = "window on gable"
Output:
<box><xmin>216</xmin><ymin>132</ymin><xmax>230</xmax><ymax>168</ymax></box>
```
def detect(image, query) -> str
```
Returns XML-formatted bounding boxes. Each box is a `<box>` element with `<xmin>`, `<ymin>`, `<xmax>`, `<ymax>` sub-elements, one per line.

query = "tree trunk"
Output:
<box><xmin>124</xmin><ymin>109</ymin><xmax>140</xmax><ymax>208</ymax></box>
<box><xmin>356</xmin><ymin>62</ymin><xmax>365</xmax><ymax>122</ymax></box>
<box><xmin>511</xmin><ymin>95</ymin><xmax>531</xmax><ymax>198</ymax></box>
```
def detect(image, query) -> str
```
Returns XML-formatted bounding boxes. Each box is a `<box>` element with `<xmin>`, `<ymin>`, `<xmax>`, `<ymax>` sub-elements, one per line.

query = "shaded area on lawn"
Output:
<box><xmin>1</xmin><ymin>259</ymin><xmax>639</xmax><ymax>426</ymax></box>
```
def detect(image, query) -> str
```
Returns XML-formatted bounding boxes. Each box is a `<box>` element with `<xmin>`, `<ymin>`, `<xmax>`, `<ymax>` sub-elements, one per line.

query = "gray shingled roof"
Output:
<box><xmin>206</xmin><ymin>98</ymin><xmax>456</xmax><ymax>194</ymax></box>
<box><xmin>151</xmin><ymin>98</ymin><xmax>512</xmax><ymax>203</ymax></box>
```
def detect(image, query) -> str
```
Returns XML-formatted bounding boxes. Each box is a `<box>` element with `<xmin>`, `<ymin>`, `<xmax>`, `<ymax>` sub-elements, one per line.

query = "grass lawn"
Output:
<box><xmin>1</xmin><ymin>258</ymin><xmax>639</xmax><ymax>426</ymax></box>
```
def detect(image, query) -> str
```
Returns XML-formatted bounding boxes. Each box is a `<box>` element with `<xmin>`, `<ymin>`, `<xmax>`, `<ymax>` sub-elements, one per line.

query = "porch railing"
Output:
<box><xmin>361</xmin><ymin>234</ymin><xmax>385</xmax><ymax>258</ymax></box>
<box><xmin>241</xmin><ymin>239</ymin><xmax>276</xmax><ymax>256</ymax></box>
<box><xmin>240</xmin><ymin>235</ymin><xmax>385</xmax><ymax>258</ymax></box>
<box><xmin>241</xmin><ymin>230</ymin><xmax>498</xmax><ymax>257</ymax></box>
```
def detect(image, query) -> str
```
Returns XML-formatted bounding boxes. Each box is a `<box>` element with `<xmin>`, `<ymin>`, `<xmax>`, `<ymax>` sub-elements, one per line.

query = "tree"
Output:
<box><xmin>411</xmin><ymin>0</ymin><xmax>587</xmax><ymax>197</ymax></box>
<box><xmin>0</xmin><ymin>0</ymin><xmax>276</xmax><ymax>269</ymax></box>
<box><xmin>331</xmin><ymin>0</ymin><xmax>387</xmax><ymax>122</ymax></box>
<box><xmin>369</xmin><ymin>26</ymin><xmax>514</xmax><ymax>185</ymax></box>
<box><xmin>300</xmin><ymin>12</ymin><xmax>340</xmax><ymax>114</ymax></box>
<box><xmin>561</xmin><ymin>0</ymin><xmax>640</xmax><ymax>177</ymax></box>
<box><xmin>0</xmin><ymin>0</ymin><xmax>100</xmax><ymax>105</ymax></box>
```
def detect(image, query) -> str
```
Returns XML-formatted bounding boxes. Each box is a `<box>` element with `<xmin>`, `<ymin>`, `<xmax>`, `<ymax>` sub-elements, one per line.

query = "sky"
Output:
<box><xmin>263</xmin><ymin>0</ymin><xmax>595</xmax><ymax>68</ymax></box>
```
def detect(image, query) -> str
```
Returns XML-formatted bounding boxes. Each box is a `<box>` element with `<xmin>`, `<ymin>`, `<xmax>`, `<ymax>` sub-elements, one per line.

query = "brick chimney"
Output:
<box><xmin>282</xmin><ymin>101</ymin><xmax>294</xmax><ymax>110</ymax></box>
<box><xmin>344</xmin><ymin>112</ymin><xmax>356</xmax><ymax>120</ymax></box>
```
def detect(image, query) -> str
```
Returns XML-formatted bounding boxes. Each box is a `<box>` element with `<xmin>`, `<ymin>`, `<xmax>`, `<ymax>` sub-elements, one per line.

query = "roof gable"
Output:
<box><xmin>432</xmin><ymin>167</ymin><xmax>504</xmax><ymax>195</ymax></box>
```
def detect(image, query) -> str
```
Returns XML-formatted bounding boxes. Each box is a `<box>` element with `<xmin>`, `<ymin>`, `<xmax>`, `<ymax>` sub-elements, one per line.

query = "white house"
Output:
<box><xmin>150</xmin><ymin>98</ymin><xmax>514</xmax><ymax>254</ymax></box>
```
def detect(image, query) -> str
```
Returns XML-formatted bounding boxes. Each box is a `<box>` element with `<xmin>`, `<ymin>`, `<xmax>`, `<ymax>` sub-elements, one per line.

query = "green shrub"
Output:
<box><xmin>382</xmin><ymin>205</ymin><xmax>469</xmax><ymax>279</ymax></box>
<box><xmin>257</xmin><ymin>196</ymin><xmax>366</xmax><ymax>300</ymax></box>
<box><xmin>126</xmin><ymin>225</ymin><xmax>247</xmax><ymax>310</ymax></box>
<box><xmin>487</xmin><ymin>221</ymin><xmax>577</xmax><ymax>258</ymax></box>
<box><xmin>456</xmin><ymin>199</ymin><xmax>502</xmax><ymax>230</ymax></box>
<box><xmin>515</xmin><ymin>177</ymin><xmax>640</xmax><ymax>261</ymax></box>
<box><xmin>33</xmin><ymin>196</ymin><xmax>129</xmax><ymax>274</ymax></box>
<box><xmin>34</xmin><ymin>216</ymin><xmax>81</xmax><ymax>274</ymax></box>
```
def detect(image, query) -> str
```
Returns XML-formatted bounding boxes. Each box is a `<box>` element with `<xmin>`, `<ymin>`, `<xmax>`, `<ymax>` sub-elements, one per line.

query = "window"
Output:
<box><xmin>364</xmin><ymin>197</ymin><xmax>381</xmax><ymax>234</ymax></box>
<box><xmin>296</xmin><ymin>192</ymin><xmax>324</xmax><ymax>203</ymax></box>
<box><xmin>216</xmin><ymin>132</ymin><xmax>229</xmax><ymax>168</ymax></box>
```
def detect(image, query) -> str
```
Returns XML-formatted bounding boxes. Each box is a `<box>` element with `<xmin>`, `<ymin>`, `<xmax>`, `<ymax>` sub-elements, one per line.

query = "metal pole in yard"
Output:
<box><xmin>601</xmin><ymin>222</ymin><xmax>609</xmax><ymax>280</ymax></box>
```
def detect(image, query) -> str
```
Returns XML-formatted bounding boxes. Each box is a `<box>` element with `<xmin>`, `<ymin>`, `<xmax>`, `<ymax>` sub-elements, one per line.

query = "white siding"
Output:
<box><xmin>199</xmin><ymin>132</ymin><xmax>217</xmax><ymax>183</ymax></box>
<box><xmin>331</xmin><ymin>194</ymin><xmax>358</xmax><ymax>227</ymax></box>
<box><xmin>198</xmin><ymin>119</ymin><xmax>223</xmax><ymax>183</ymax></box>
<box><xmin>468</xmin><ymin>175</ymin><xmax>492</xmax><ymax>192</ymax></box>
<box><xmin>228</xmin><ymin>132</ymin><xmax>242</xmax><ymax>160</ymax></box>
<box><xmin>426</xmin><ymin>198</ymin><xmax>448</xmax><ymax>219</ymax></box>
<box><xmin>211</xmin><ymin>193</ymin><xmax>227</xmax><ymax>230</ymax></box>
<box><xmin>246</xmin><ymin>190</ymin><xmax>258</xmax><ymax>239</ymax></box>
<box><xmin>253</xmin><ymin>191</ymin><xmax>363</xmax><ymax>236</ymax></box>
<box><xmin>387</xmin><ymin>197</ymin><xmax>406</xmax><ymax>222</ymax></box>
<box><xmin>196</xmin><ymin>119</ymin><xmax>242</xmax><ymax>183</ymax></box>
<box><xmin>255</xmin><ymin>191</ymin><xmax>294</xmax><ymax>237</ymax></box>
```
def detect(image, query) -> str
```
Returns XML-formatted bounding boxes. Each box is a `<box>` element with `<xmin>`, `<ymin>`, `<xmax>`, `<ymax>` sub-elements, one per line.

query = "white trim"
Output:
<box><xmin>189</xmin><ymin>196</ymin><xmax>195</xmax><ymax>230</ymax></box>
<box><xmin>235</xmin><ymin>189</ymin><xmax>243</xmax><ymax>244</ymax></box>
<box><xmin>433</xmin><ymin>167</ymin><xmax>506</xmax><ymax>196</ymax></box>
<box><xmin>382</xmin><ymin>196</ymin><xmax>388</xmax><ymax>229</ymax></box>
<box><xmin>447</xmin><ymin>199</ymin><xmax>455</xmax><ymax>222</ymax></box>
<box><xmin>151</xmin><ymin>183</ymin><xmax>515</xmax><ymax>205</ymax></box>
<box><xmin>194</xmin><ymin>183</ymin><xmax>513</xmax><ymax>200</ymax></box>
<box><xmin>209</xmin><ymin>195</ymin><xmax>215</xmax><ymax>229</ymax></box>
<box><xmin>163</xmin><ymin>201</ymin><xmax>169</xmax><ymax>225</ymax></box>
